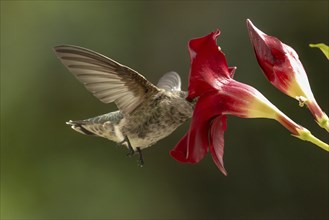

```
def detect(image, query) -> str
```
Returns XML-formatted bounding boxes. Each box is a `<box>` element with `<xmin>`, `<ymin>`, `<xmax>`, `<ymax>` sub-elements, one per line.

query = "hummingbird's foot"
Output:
<box><xmin>119</xmin><ymin>136</ymin><xmax>134</xmax><ymax>156</ymax></box>
<box><xmin>120</xmin><ymin>136</ymin><xmax>144</xmax><ymax>167</ymax></box>
<box><xmin>136</xmin><ymin>147</ymin><xmax>144</xmax><ymax>167</ymax></box>
<box><xmin>126</xmin><ymin>147</ymin><xmax>135</xmax><ymax>157</ymax></box>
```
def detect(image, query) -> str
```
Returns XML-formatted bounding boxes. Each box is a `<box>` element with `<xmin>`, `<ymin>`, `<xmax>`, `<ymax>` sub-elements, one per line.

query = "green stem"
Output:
<box><xmin>276</xmin><ymin>111</ymin><xmax>329</xmax><ymax>151</ymax></box>
<box><xmin>293</xmin><ymin>129</ymin><xmax>329</xmax><ymax>152</ymax></box>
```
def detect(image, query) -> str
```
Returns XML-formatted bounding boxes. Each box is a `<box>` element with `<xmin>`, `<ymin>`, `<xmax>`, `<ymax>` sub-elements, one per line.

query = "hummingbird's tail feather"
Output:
<box><xmin>66</xmin><ymin>113</ymin><xmax>123</xmax><ymax>143</ymax></box>
<box><xmin>66</xmin><ymin>120</ymin><xmax>96</xmax><ymax>136</ymax></box>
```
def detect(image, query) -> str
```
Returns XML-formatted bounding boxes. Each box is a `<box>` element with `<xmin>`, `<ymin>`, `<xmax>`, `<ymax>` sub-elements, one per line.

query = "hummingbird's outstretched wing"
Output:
<box><xmin>53</xmin><ymin>45</ymin><xmax>159</xmax><ymax>115</ymax></box>
<box><xmin>156</xmin><ymin>71</ymin><xmax>181</xmax><ymax>92</ymax></box>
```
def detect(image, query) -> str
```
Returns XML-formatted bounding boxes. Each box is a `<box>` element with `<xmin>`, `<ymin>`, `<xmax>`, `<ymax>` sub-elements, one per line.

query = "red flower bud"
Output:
<box><xmin>247</xmin><ymin>19</ymin><xmax>329</xmax><ymax>131</ymax></box>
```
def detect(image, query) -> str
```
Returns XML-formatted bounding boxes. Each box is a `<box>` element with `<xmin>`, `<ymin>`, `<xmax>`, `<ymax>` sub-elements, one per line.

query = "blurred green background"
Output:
<box><xmin>1</xmin><ymin>1</ymin><xmax>328</xmax><ymax>219</ymax></box>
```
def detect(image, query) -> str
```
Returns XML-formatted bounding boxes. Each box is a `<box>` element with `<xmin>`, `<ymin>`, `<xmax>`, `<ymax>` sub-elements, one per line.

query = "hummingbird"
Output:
<box><xmin>53</xmin><ymin>45</ymin><xmax>195</xmax><ymax>166</ymax></box>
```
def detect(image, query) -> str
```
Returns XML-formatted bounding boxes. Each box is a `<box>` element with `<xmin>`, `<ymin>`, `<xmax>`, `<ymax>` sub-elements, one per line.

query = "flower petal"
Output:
<box><xmin>170</xmin><ymin>134</ymin><xmax>190</xmax><ymax>163</ymax></box>
<box><xmin>187</xmin><ymin>30</ymin><xmax>231</xmax><ymax>99</ymax></box>
<box><xmin>210</xmin><ymin>115</ymin><xmax>228</xmax><ymax>175</ymax></box>
<box><xmin>171</xmin><ymin>119</ymin><xmax>209</xmax><ymax>164</ymax></box>
<box><xmin>228</xmin><ymin>66</ymin><xmax>237</xmax><ymax>78</ymax></box>
<box><xmin>170</xmin><ymin>92</ymin><xmax>224</xmax><ymax>164</ymax></box>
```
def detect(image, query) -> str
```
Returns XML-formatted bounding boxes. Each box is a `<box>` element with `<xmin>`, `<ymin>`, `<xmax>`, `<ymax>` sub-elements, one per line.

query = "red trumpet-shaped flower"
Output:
<box><xmin>170</xmin><ymin>30</ymin><xmax>328</xmax><ymax>175</ymax></box>
<box><xmin>246</xmin><ymin>19</ymin><xmax>329</xmax><ymax>132</ymax></box>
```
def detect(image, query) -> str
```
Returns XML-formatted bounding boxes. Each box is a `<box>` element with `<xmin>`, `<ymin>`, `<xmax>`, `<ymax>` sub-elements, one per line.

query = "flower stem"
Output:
<box><xmin>276</xmin><ymin>112</ymin><xmax>329</xmax><ymax>152</ymax></box>
<box><xmin>293</xmin><ymin>129</ymin><xmax>329</xmax><ymax>152</ymax></box>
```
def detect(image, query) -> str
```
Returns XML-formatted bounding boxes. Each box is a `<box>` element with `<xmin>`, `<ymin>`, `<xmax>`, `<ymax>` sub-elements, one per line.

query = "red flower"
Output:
<box><xmin>170</xmin><ymin>30</ymin><xmax>328</xmax><ymax>175</ymax></box>
<box><xmin>246</xmin><ymin>19</ymin><xmax>329</xmax><ymax>132</ymax></box>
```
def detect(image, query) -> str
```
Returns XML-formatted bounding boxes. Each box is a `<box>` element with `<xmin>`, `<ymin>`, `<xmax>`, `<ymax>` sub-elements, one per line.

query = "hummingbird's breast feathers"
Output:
<box><xmin>122</xmin><ymin>90</ymin><xmax>194</xmax><ymax>144</ymax></box>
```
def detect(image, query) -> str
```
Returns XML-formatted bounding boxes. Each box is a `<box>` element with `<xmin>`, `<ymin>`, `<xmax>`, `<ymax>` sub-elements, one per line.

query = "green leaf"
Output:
<box><xmin>309</xmin><ymin>43</ymin><xmax>329</xmax><ymax>60</ymax></box>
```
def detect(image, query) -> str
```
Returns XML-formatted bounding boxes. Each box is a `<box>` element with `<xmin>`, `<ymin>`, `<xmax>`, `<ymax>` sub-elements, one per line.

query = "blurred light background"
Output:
<box><xmin>1</xmin><ymin>1</ymin><xmax>328</xmax><ymax>219</ymax></box>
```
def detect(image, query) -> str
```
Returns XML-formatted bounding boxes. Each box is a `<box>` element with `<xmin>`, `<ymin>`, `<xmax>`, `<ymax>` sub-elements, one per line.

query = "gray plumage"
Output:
<box><xmin>54</xmin><ymin>45</ymin><xmax>195</xmax><ymax>156</ymax></box>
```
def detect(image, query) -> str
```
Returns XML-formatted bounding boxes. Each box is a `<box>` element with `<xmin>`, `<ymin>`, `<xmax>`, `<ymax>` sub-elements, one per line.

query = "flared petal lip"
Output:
<box><xmin>209</xmin><ymin>115</ymin><xmax>228</xmax><ymax>175</ymax></box>
<box><xmin>187</xmin><ymin>29</ymin><xmax>232</xmax><ymax>100</ymax></box>
<box><xmin>188</xmin><ymin>29</ymin><xmax>221</xmax><ymax>57</ymax></box>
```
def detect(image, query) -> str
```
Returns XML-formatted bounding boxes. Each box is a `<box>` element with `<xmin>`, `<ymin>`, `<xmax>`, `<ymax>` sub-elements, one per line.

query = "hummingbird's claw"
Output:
<box><xmin>120</xmin><ymin>136</ymin><xmax>144</xmax><ymax>166</ymax></box>
<box><xmin>126</xmin><ymin>146</ymin><xmax>135</xmax><ymax>157</ymax></box>
<box><xmin>120</xmin><ymin>136</ymin><xmax>134</xmax><ymax>156</ymax></box>
<box><xmin>136</xmin><ymin>147</ymin><xmax>144</xmax><ymax>167</ymax></box>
